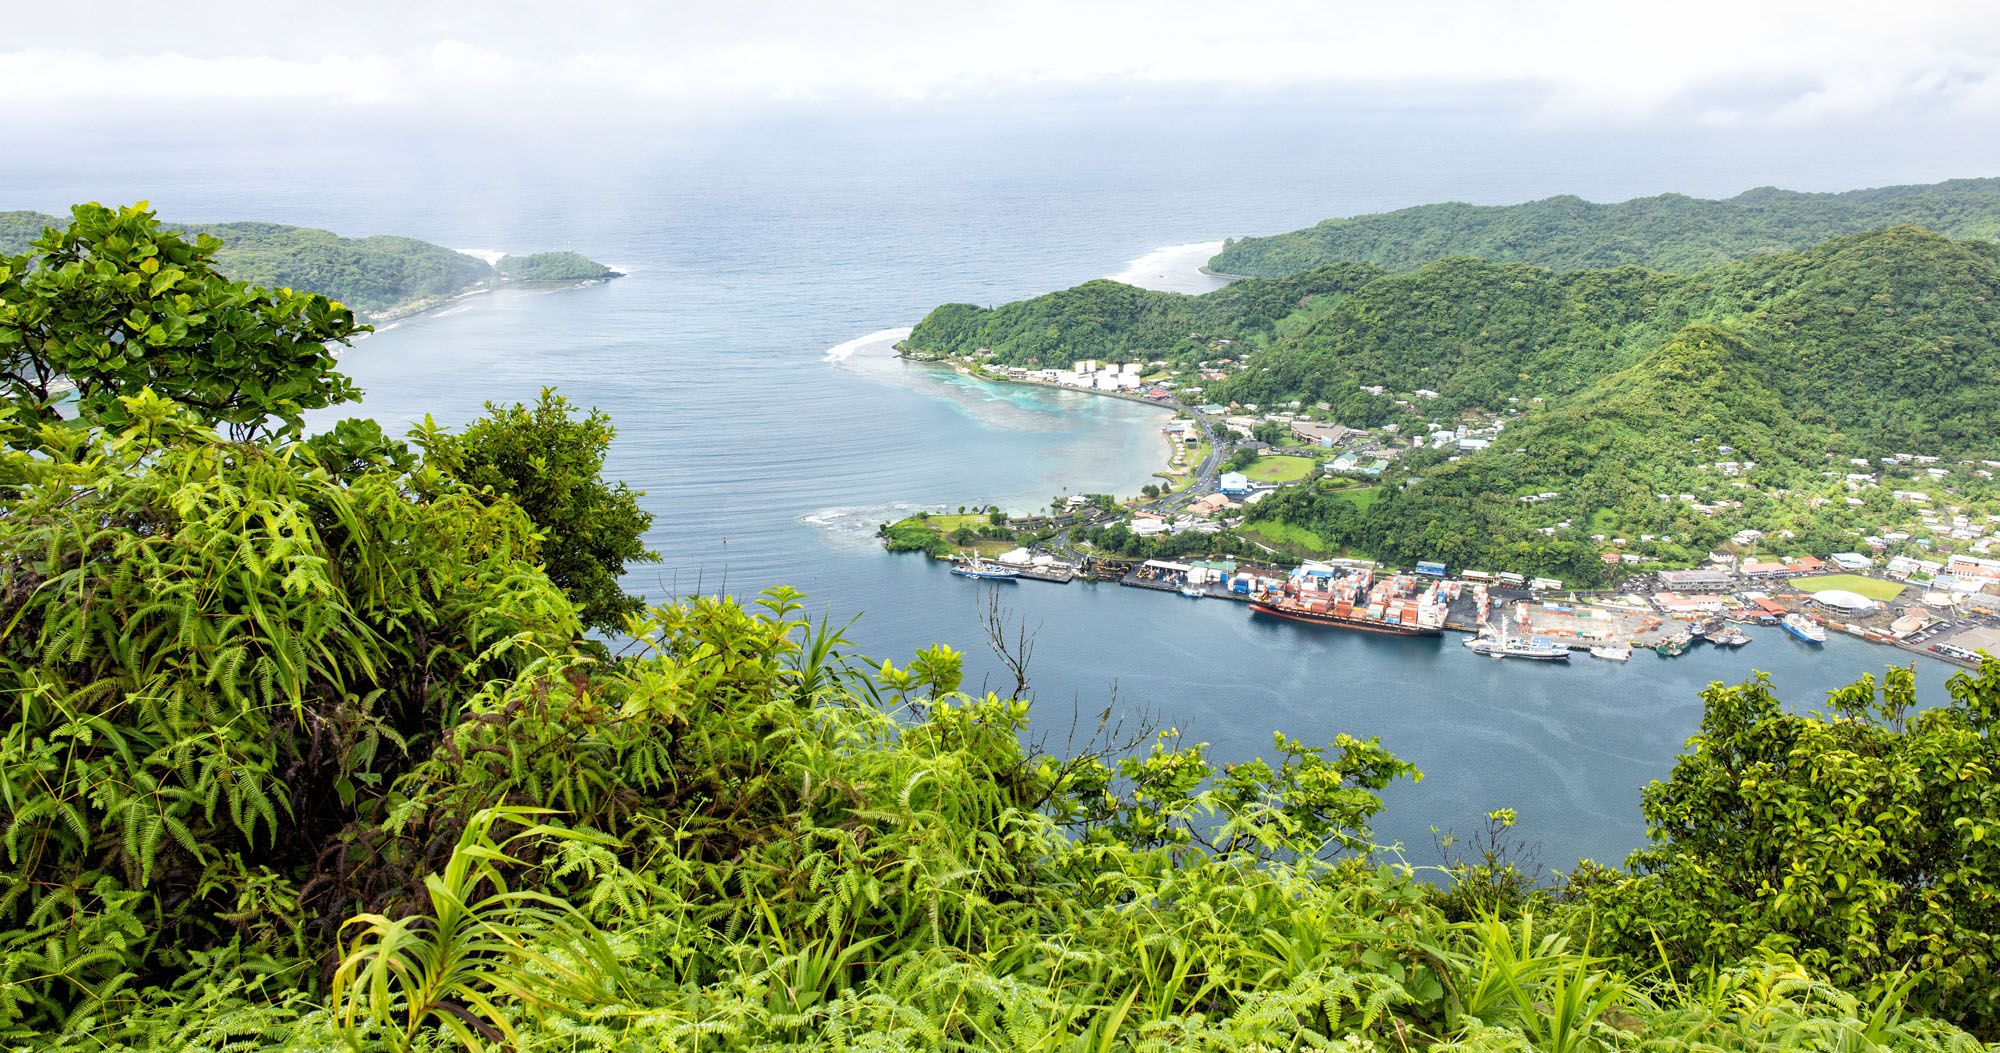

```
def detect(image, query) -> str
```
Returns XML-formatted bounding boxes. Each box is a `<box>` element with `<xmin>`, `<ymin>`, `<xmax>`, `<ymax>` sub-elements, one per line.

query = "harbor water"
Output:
<box><xmin>6</xmin><ymin>111</ymin><xmax>1982</xmax><ymax>868</ymax></box>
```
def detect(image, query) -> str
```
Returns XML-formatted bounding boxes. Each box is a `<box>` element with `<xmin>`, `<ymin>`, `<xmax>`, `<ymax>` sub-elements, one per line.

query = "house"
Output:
<box><xmin>1830</xmin><ymin>552</ymin><xmax>1872</xmax><ymax>571</ymax></box>
<box><xmin>1948</xmin><ymin>554</ymin><xmax>2000</xmax><ymax>581</ymax></box>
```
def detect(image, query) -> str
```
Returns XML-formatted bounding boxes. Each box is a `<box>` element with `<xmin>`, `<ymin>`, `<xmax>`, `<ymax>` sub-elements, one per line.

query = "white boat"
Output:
<box><xmin>1462</xmin><ymin>614</ymin><xmax>1571</xmax><ymax>661</ymax></box>
<box><xmin>1782</xmin><ymin>612</ymin><xmax>1827</xmax><ymax>644</ymax></box>
<box><xmin>1589</xmin><ymin>643</ymin><xmax>1632</xmax><ymax>662</ymax></box>
<box><xmin>950</xmin><ymin>559</ymin><xmax>1020</xmax><ymax>581</ymax></box>
<box><xmin>1180</xmin><ymin>584</ymin><xmax>1206</xmax><ymax>598</ymax></box>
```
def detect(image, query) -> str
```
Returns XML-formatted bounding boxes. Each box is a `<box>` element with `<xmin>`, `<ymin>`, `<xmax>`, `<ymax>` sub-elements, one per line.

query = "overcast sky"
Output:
<box><xmin>9</xmin><ymin>1</ymin><xmax>2000</xmax><ymax>128</ymax></box>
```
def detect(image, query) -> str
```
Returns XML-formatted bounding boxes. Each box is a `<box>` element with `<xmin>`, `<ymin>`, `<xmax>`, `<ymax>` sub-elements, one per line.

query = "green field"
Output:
<box><xmin>1240</xmin><ymin>519</ymin><xmax>1329</xmax><ymax>553</ymax></box>
<box><xmin>889</xmin><ymin>512</ymin><xmax>992</xmax><ymax>533</ymax></box>
<box><xmin>1333</xmin><ymin>485</ymin><xmax>1380</xmax><ymax>513</ymax></box>
<box><xmin>1793</xmin><ymin>574</ymin><xmax>1906</xmax><ymax>601</ymax></box>
<box><xmin>1241</xmin><ymin>455</ymin><xmax>1319</xmax><ymax>483</ymax></box>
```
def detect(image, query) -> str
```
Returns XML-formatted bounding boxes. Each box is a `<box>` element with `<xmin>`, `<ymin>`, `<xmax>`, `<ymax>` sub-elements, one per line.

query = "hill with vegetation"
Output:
<box><xmin>1208</xmin><ymin>177</ymin><xmax>2000</xmax><ymax>277</ymax></box>
<box><xmin>0</xmin><ymin>209</ymin><xmax>617</xmax><ymax>320</ymax></box>
<box><xmin>4</xmin><ymin>201</ymin><xmax>1999</xmax><ymax>1051</ymax></box>
<box><xmin>496</xmin><ymin>250</ymin><xmax>619</xmax><ymax>281</ymax></box>
<box><xmin>908</xmin><ymin>224</ymin><xmax>2000</xmax><ymax>583</ymax></box>
<box><xmin>906</xmin><ymin>263</ymin><xmax>1382</xmax><ymax>368</ymax></box>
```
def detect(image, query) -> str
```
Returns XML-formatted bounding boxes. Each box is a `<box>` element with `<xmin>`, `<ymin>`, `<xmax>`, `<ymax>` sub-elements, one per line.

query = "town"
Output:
<box><xmin>885</xmin><ymin>356</ymin><xmax>2000</xmax><ymax>669</ymax></box>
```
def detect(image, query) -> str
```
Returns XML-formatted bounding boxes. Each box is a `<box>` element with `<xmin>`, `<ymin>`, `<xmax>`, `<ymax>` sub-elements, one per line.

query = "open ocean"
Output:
<box><xmin>9</xmin><ymin>108</ymin><xmax>1992</xmax><ymax>868</ymax></box>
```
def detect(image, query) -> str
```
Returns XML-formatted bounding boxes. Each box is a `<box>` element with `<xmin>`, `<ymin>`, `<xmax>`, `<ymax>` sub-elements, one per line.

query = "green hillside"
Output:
<box><xmin>1209</xmin><ymin>177</ymin><xmax>2000</xmax><ymax>277</ymax></box>
<box><xmin>6</xmin><ymin>202</ymin><xmax>2000</xmax><ymax>1051</ymax></box>
<box><xmin>0</xmin><ymin>209</ymin><xmax>617</xmax><ymax>320</ymax></box>
<box><xmin>906</xmin><ymin>263</ymin><xmax>1382</xmax><ymax>367</ymax></box>
<box><xmin>908</xmin><ymin>222</ymin><xmax>2000</xmax><ymax>583</ymax></box>
<box><xmin>496</xmin><ymin>250</ymin><xmax>619</xmax><ymax>281</ymax></box>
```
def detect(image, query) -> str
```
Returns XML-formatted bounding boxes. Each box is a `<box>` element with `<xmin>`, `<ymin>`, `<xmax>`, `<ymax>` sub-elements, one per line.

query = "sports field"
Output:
<box><xmin>1792</xmin><ymin>574</ymin><xmax>1905</xmax><ymax>601</ymax></box>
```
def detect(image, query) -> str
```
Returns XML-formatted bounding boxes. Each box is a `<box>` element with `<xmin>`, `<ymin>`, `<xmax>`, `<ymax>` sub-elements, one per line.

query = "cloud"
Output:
<box><xmin>6</xmin><ymin>0</ymin><xmax>2000</xmax><ymax>126</ymax></box>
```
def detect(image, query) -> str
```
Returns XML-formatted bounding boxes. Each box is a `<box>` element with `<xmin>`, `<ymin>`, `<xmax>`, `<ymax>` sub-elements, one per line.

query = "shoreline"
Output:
<box><xmin>902</xmin><ymin>350</ymin><xmax>1186</xmax><ymax>485</ymax></box>
<box><xmin>361</xmin><ymin>272</ymin><xmax>625</xmax><ymax>326</ymax></box>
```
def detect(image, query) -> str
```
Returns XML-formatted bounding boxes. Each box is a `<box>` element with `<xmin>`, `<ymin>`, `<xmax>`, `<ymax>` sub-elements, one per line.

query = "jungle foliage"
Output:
<box><xmin>413</xmin><ymin>390</ymin><xmax>659</xmax><ymax>633</ymax></box>
<box><xmin>4</xmin><ymin>203</ymin><xmax>1999</xmax><ymax>1052</ymax></box>
<box><xmin>1208</xmin><ymin>177</ymin><xmax>2000</xmax><ymax>277</ymax></box>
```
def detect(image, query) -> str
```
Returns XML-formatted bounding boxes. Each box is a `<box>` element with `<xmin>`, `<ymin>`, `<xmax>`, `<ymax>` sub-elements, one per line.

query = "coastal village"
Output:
<box><xmin>884</xmin><ymin>354</ymin><xmax>2000</xmax><ymax>670</ymax></box>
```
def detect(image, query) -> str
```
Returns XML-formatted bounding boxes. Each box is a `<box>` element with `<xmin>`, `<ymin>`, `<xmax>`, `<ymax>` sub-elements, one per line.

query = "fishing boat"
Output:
<box><xmin>949</xmin><ymin>559</ymin><xmax>1019</xmax><ymax>581</ymax></box>
<box><xmin>1462</xmin><ymin>615</ymin><xmax>1571</xmax><ymax>661</ymax></box>
<box><xmin>1465</xmin><ymin>635</ymin><xmax>1572</xmax><ymax>661</ymax></box>
<box><xmin>1589</xmin><ymin>643</ymin><xmax>1633</xmax><ymax>662</ymax></box>
<box><xmin>1782</xmin><ymin>612</ymin><xmax>1827</xmax><ymax>644</ymax></box>
<box><xmin>1708</xmin><ymin>626</ymin><xmax>1751</xmax><ymax>648</ymax></box>
<box><xmin>1655</xmin><ymin>634</ymin><xmax>1691</xmax><ymax>657</ymax></box>
<box><xmin>1179</xmin><ymin>584</ymin><xmax>1206</xmax><ymax>598</ymax></box>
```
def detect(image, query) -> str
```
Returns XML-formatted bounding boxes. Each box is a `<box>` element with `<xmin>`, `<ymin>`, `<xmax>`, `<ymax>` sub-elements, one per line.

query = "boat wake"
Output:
<box><xmin>823</xmin><ymin>326</ymin><xmax>912</xmax><ymax>364</ymax></box>
<box><xmin>1106</xmin><ymin>241</ymin><xmax>1232</xmax><ymax>294</ymax></box>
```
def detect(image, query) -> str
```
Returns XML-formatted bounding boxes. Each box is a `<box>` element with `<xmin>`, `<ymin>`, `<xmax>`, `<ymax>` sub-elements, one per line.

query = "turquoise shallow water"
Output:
<box><xmin>5</xmin><ymin>111</ymin><xmax>1984</xmax><ymax>867</ymax></box>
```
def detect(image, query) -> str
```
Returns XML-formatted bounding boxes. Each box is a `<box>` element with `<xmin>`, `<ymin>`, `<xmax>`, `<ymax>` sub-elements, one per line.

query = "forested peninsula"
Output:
<box><xmin>1208</xmin><ymin>176</ymin><xmax>2000</xmax><ymax>276</ymax></box>
<box><xmin>905</xmin><ymin>179</ymin><xmax>2000</xmax><ymax>585</ymax></box>
<box><xmin>0</xmin><ymin>209</ymin><xmax>620</xmax><ymax>321</ymax></box>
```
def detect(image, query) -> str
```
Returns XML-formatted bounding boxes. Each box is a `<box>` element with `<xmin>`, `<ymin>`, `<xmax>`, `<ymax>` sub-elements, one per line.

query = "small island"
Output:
<box><xmin>496</xmin><ymin>250</ymin><xmax>620</xmax><ymax>282</ymax></box>
<box><xmin>0</xmin><ymin>210</ymin><xmax>621</xmax><ymax>322</ymax></box>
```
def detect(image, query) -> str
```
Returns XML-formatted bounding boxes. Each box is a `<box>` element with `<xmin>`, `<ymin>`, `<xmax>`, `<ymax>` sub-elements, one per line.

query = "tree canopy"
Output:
<box><xmin>0</xmin><ymin>203</ymin><xmax>365</xmax><ymax>441</ymax></box>
<box><xmin>414</xmin><ymin>389</ymin><xmax>660</xmax><ymax>633</ymax></box>
<box><xmin>1209</xmin><ymin>177</ymin><xmax>2000</xmax><ymax>277</ymax></box>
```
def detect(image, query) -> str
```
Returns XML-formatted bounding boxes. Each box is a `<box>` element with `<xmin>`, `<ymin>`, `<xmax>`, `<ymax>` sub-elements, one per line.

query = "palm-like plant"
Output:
<box><xmin>330</xmin><ymin>807</ymin><xmax>626</xmax><ymax>1051</ymax></box>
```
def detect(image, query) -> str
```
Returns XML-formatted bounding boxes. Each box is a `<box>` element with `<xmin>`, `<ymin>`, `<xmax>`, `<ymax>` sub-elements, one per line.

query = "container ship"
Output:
<box><xmin>1247</xmin><ymin>561</ymin><xmax>1449</xmax><ymax>638</ymax></box>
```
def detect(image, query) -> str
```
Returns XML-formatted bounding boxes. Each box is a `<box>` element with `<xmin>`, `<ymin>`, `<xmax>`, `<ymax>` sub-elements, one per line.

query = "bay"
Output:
<box><xmin>5</xmin><ymin>109</ymin><xmax>1981</xmax><ymax>868</ymax></box>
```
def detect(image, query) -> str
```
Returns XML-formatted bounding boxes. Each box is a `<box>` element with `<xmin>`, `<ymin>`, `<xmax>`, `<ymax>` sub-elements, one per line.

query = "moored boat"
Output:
<box><xmin>1782</xmin><ymin>612</ymin><xmax>1827</xmax><ymax>644</ymax></box>
<box><xmin>1462</xmin><ymin>614</ymin><xmax>1570</xmax><ymax>660</ymax></box>
<box><xmin>1465</xmin><ymin>634</ymin><xmax>1572</xmax><ymax>661</ymax></box>
<box><xmin>1589</xmin><ymin>643</ymin><xmax>1633</xmax><ymax>662</ymax></box>
<box><xmin>949</xmin><ymin>558</ymin><xmax>1020</xmax><ymax>581</ymax></box>
<box><xmin>1655</xmin><ymin>634</ymin><xmax>1691</xmax><ymax>657</ymax></box>
<box><xmin>1245</xmin><ymin>562</ymin><xmax>1449</xmax><ymax>638</ymax></box>
<box><xmin>1248</xmin><ymin>596</ymin><xmax>1444</xmax><ymax>637</ymax></box>
<box><xmin>1708</xmin><ymin>626</ymin><xmax>1751</xmax><ymax>648</ymax></box>
<box><xmin>1180</xmin><ymin>584</ymin><xmax>1206</xmax><ymax>598</ymax></box>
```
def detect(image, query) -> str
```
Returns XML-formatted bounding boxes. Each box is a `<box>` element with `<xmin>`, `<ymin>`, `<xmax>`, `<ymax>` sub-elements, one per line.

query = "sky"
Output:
<box><xmin>8</xmin><ymin>1</ymin><xmax>2000</xmax><ymax>130</ymax></box>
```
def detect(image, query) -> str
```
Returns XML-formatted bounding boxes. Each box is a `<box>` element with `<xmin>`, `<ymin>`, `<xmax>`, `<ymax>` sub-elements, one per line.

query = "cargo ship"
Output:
<box><xmin>1247</xmin><ymin>561</ymin><xmax>1449</xmax><ymax>637</ymax></box>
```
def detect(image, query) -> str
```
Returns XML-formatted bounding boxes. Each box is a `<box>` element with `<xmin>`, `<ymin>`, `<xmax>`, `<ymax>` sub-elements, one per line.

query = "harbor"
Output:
<box><xmin>943</xmin><ymin>550</ymin><xmax>1998</xmax><ymax>671</ymax></box>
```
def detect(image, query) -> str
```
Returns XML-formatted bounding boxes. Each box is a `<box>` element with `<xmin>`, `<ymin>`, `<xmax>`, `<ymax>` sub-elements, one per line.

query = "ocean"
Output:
<box><xmin>6</xmin><ymin>108</ymin><xmax>1987</xmax><ymax>868</ymax></box>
